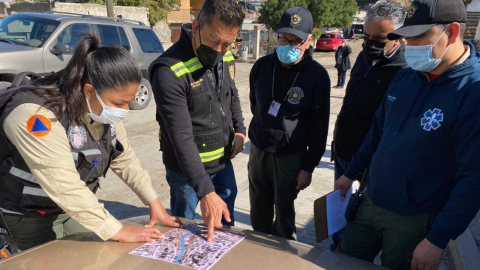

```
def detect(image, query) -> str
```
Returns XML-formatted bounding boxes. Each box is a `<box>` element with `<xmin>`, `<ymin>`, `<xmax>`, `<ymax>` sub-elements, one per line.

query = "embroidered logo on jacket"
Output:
<box><xmin>421</xmin><ymin>108</ymin><xmax>443</xmax><ymax>131</ymax></box>
<box><xmin>68</xmin><ymin>126</ymin><xmax>88</xmax><ymax>149</ymax></box>
<box><xmin>287</xmin><ymin>87</ymin><xmax>304</xmax><ymax>105</ymax></box>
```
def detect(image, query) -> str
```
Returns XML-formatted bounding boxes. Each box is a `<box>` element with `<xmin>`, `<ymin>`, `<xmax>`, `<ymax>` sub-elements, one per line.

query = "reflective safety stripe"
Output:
<box><xmin>111</xmin><ymin>138</ymin><xmax>117</xmax><ymax>147</ymax></box>
<box><xmin>82</xmin><ymin>149</ymin><xmax>102</xmax><ymax>156</ymax></box>
<box><xmin>199</xmin><ymin>147</ymin><xmax>225</xmax><ymax>163</ymax></box>
<box><xmin>171</xmin><ymin>57</ymin><xmax>203</xmax><ymax>77</ymax></box>
<box><xmin>23</xmin><ymin>186</ymin><xmax>49</xmax><ymax>197</ymax></box>
<box><xmin>223</xmin><ymin>51</ymin><xmax>234</xmax><ymax>62</ymax></box>
<box><xmin>72</xmin><ymin>149</ymin><xmax>101</xmax><ymax>161</ymax></box>
<box><xmin>0</xmin><ymin>208</ymin><xmax>23</xmax><ymax>216</ymax></box>
<box><xmin>9</xmin><ymin>167</ymin><xmax>38</xmax><ymax>184</ymax></box>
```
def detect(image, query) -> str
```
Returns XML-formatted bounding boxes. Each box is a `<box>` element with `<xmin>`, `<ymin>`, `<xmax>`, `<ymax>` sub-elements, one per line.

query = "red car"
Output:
<box><xmin>316</xmin><ymin>33</ymin><xmax>345</xmax><ymax>51</ymax></box>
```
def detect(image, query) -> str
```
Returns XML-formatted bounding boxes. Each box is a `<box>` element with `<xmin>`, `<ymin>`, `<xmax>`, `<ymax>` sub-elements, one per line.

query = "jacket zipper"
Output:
<box><xmin>97</xmin><ymin>141</ymin><xmax>104</xmax><ymax>176</ymax></box>
<box><xmin>208</xmin><ymin>93</ymin><xmax>214</xmax><ymax>126</ymax></box>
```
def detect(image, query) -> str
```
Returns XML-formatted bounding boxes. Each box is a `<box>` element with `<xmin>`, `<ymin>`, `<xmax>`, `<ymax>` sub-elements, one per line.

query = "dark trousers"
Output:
<box><xmin>2</xmin><ymin>213</ymin><xmax>85</xmax><ymax>251</ymax></box>
<box><xmin>337</xmin><ymin>191</ymin><xmax>439</xmax><ymax>270</ymax></box>
<box><xmin>337</xmin><ymin>67</ymin><xmax>347</xmax><ymax>87</ymax></box>
<box><xmin>248</xmin><ymin>144</ymin><xmax>304</xmax><ymax>240</ymax></box>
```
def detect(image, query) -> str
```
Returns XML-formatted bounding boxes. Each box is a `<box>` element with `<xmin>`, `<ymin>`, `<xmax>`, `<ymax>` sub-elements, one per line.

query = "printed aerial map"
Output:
<box><xmin>129</xmin><ymin>224</ymin><xmax>246</xmax><ymax>270</ymax></box>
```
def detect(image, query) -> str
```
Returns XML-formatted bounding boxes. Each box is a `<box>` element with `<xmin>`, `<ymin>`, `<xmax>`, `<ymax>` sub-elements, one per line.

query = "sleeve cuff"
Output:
<box><xmin>301</xmin><ymin>164</ymin><xmax>315</xmax><ymax>173</ymax></box>
<box><xmin>426</xmin><ymin>228</ymin><xmax>450</xmax><ymax>249</ymax></box>
<box><xmin>95</xmin><ymin>214</ymin><xmax>123</xmax><ymax>241</ymax></box>
<box><xmin>344</xmin><ymin>168</ymin><xmax>357</xmax><ymax>180</ymax></box>
<box><xmin>192</xmin><ymin>175</ymin><xmax>216</xmax><ymax>199</ymax></box>
<box><xmin>137</xmin><ymin>187</ymin><xmax>159</xmax><ymax>206</ymax></box>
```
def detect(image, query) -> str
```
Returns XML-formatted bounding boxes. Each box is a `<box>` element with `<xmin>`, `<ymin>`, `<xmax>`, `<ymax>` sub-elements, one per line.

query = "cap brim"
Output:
<box><xmin>387</xmin><ymin>24</ymin><xmax>437</xmax><ymax>40</ymax></box>
<box><xmin>277</xmin><ymin>28</ymin><xmax>310</xmax><ymax>40</ymax></box>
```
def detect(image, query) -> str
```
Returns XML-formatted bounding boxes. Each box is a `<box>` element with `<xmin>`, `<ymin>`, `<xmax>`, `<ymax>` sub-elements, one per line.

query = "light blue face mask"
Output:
<box><xmin>276</xmin><ymin>45</ymin><xmax>303</xmax><ymax>65</ymax></box>
<box><xmin>405</xmin><ymin>28</ymin><xmax>450</xmax><ymax>72</ymax></box>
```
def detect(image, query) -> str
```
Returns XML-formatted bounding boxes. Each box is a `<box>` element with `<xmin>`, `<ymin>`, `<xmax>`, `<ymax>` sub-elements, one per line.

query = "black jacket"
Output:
<box><xmin>333</xmin><ymin>43</ymin><xmax>407</xmax><ymax>161</ymax></box>
<box><xmin>335</xmin><ymin>45</ymin><xmax>352</xmax><ymax>71</ymax></box>
<box><xmin>150</xmin><ymin>24</ymin><xmax>246</xmax><ymax>198</ymax></box>
<box><xmin>249</xmin><ymin>48</ymin><xmax>331</xmax><ymax>172</ymax></box>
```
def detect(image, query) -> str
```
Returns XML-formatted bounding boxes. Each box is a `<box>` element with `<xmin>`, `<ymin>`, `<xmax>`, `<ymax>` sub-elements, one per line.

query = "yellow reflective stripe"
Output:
<box><xmin>223</xmin><ymin>51</ymin><xmax>234</xmax><ymax>62</ymax></box>
<box><xmin>188</xmin><ymin>64</ymin><xmax>203</xmax><ymax>73</ymax></box>
<box><xmin>199</xmin><ymin>147</ymin><xmax>225</xmax><ymax>163</ymax></box>
<box><xmin>171</xmin><ymin>58</ymin><xmax>204</xmax><ymax>77</ymax></box>
<box><xmin>175</xmin><ymin>68</ymin><xmax>190</xmax><ymax>77</ymax></box>
<box><xmin>171</xmin><ymin>62</ymin><xmax>185</xmax><ymax>72</ymax></box>
<box><xmin>184</xmin><ymin>57</ymin><xmax>199</xmax><ymax>66</ymax></box>
<box><xmin>199</xmin><ymin>147</ymin><xmax>224</xmax><ymax>157</ymax></box>
<box><xmin>201</xmin><ymin>153</ymin><xmax>225</xmax><ymax>163</ymax></box>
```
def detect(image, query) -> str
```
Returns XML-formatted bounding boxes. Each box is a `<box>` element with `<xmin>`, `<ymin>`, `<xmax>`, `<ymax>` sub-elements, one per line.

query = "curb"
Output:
<box><xmin>447</xmin><ymin>228</ymin><xmax>480</xmax><ymax>270</ymax></box>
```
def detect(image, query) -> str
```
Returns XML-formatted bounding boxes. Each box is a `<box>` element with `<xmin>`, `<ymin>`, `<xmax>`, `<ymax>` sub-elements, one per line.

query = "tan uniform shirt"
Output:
<box><xmin>3</xmin><ymin>103</ymin><xmax>158</xmax><ymax>240</ymax></box>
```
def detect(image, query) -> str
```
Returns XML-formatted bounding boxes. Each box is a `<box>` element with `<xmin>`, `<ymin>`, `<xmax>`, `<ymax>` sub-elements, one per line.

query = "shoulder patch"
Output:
<box><xmin>26</xmin><ymin>115</ymin><xmax>51</xmax><ymax>137</ymax></box>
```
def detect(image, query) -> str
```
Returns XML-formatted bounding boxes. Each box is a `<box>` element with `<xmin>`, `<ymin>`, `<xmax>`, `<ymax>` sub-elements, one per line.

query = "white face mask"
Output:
<box><xmin>405</xmin><ymin>28</ymin><xmax>450</xmax><ymax>72</ymax></box>
<box><xmin>86</xmin><ymin>90</ymin><xmax>129</xmax><ymax>124</ymax></box>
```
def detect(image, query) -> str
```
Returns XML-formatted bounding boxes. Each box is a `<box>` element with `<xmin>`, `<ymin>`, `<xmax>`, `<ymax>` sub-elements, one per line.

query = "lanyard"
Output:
<box><xmin>271</xmin><ymin>66</ymin><xmax>300</xmax><ymax>103</ymax></box>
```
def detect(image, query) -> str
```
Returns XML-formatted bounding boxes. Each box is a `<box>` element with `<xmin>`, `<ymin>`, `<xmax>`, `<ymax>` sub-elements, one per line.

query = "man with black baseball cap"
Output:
<box><xmin>334</xmin><ymin>0</ymin><xmax>480</xmax><ymax>269</ymax></box>
<box><xmin>248</xmin><ymin>7</ymin><xmax>330</xmax><ymax>240</ymax></box>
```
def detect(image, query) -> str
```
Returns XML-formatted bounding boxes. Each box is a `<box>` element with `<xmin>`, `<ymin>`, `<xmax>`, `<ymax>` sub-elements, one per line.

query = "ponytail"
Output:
<box><xmin>19</xmin><ymin>32</ymin><xmax>142</xmax><ymax>122</ymax></box>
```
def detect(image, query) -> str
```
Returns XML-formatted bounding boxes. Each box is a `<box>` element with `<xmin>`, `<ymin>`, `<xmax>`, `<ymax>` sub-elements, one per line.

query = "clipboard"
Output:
<box><xmin>313</xmin><ymin>192</ymin><xmax>331</xmax><ymax>243</ymax></box>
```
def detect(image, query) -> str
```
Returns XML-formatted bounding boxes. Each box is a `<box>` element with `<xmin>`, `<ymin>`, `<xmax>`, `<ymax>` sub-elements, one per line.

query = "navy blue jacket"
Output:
<box><xmin>345</xmin><ymin>41</ymin><xmax>480</xmax><ymax>249</ymax></box>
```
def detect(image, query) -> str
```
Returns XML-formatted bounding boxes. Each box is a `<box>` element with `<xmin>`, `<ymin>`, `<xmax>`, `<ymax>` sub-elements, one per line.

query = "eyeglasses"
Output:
<box><xmin>277</xmin><ymin>36</ymin><xmax>306</xmax><ymax>48</ymax></box>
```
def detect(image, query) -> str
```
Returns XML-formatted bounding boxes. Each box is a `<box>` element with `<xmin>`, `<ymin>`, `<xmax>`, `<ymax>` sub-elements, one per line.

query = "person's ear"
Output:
<box><xmin>192</xmin><ymin>20</ymin><xmax>200</xmax><ymax>38</ymax></box>
<box><xmin>84</xmin><ymin>83</ymin><xmax>94</xmax><ymax>100</ymax></box>
<box><xmin>447</xmin><ymin>23</ymin><xmax>461</xmax><ymax>45</ymax></box>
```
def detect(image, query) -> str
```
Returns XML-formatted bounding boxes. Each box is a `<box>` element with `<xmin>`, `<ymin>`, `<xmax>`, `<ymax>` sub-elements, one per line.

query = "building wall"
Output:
<box><xmin>0</xmin><ymin>2</ymin><xmax>150</xmax><ymax>26</ymax></box>
<box><xmin>55</xmin><ymin>3</ymin><xmax>150</xmax><ymax>26</ymax></box>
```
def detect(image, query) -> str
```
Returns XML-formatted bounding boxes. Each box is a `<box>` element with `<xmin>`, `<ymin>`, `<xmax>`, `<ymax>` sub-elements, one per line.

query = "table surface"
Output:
<box><xmin>0</xmin><ymin>216</ymin><xmax>389</xmax><ymax>270</ymax></box>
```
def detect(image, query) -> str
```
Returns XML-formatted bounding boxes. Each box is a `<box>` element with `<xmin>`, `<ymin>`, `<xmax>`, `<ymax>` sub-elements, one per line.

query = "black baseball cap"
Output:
<box><xmin>388</xmin><ymin>0</ymin><xmax>467</xmax><ymax>40</ymax></box>
<box><xmin>277</xmin><ymin>7</ymin><xmax>313</xmax><ymax>41</ymax></box>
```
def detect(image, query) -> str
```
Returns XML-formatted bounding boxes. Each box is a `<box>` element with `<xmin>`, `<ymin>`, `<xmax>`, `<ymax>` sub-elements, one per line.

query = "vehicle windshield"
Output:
<box><xmin>0</xmin><ymin>15</ymin><xmax>60</xmax><ymax>48</ymax></box>
<box><xmin>320</xmin><ymin>34</ymin><xmax>335</xmax><ymax>39</ymax></box>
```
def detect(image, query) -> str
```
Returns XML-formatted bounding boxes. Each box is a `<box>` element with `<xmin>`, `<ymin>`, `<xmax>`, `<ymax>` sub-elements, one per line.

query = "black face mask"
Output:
<box><xmin>363</xmin><ymin>38</ymin><xmax>387</xmax><ymax>61</ymax></box>
<box><xmin>195</xmin><ymin>25</ymin><xmax>225</xmax><ymax>69</ymax></box>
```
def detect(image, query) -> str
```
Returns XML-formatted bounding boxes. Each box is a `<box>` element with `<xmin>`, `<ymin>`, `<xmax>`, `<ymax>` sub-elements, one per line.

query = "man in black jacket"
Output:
<box><xmin>334</xmin><ymin>41</ymin><xmax>352</xmax><ymax>88</ymax></box>
<box><xmin>334</xmin><ymin>0</ymin><xmax>406</xmax><ymax>180</ymax></box>
<box><xmin>248</xmin><ymin>7</ymin><xmax>330</xmax><ymax>240</ymax></box>
<box><xmin>331</xmin><ymin>0</ymin><xmax>406</xmax><ymax>249</ymax></box>
<box><xmin>150</xmin><ymin>0</ymin><xmax>246</xmax><ymax>242</ymax></box>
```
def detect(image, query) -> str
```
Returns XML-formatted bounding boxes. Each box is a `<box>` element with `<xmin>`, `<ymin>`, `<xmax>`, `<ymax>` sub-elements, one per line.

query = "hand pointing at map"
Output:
<box><xmin>200</xmin><ymin>192</ymin><xmax>231</xmax><ymax>242</ymax></box>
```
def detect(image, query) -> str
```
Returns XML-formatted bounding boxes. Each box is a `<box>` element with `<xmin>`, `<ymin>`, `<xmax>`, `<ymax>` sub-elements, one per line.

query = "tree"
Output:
<box><xmin>259</xmin><ymin>0</ymin><xmax>309</xmax><ymax>30</ymax></box>
<box><xmin>259</xmin><ymin>0</ymin><xmax>357</xmax><ymax>30</ymax></box>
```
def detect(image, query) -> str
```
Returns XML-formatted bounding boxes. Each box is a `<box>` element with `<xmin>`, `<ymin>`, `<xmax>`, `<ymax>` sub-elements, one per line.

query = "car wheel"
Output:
<box><xmin>0</xmin><ymin>81</ymin><xmax>12</xmax><ymax>93</ymax></box>
<box><xmin>129</xmin><ymin>78</ymin><xmax>152</xmax><ymax>110</ymax></box>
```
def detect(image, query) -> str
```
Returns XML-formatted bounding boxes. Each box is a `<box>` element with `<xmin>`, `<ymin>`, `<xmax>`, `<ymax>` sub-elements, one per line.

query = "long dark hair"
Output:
<box><xmin>20</xmin><ymin>32</ymin><xmax>142</xmax><ymax>122</ymax></box>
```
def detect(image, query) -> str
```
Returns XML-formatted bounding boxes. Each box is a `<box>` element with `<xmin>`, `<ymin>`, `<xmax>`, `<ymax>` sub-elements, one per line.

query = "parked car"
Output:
<box><xmin>0</xmin><ymin>11</ymin><xmax>164</xmax><ymax>109</ymax></box>
<box><xmin>315</xmin><ymin>33</ymin><xmax>344</xmax><ymax>51</ymax></box>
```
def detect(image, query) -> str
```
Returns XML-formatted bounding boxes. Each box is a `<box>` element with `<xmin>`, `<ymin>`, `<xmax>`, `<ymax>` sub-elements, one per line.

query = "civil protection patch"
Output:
<box><xmin>26</xmin><ymin>115</ymin><xmax>51</xmax><ymax>138</ymax></box>
<box><xmin>68</xmin><ymin>126</ymin><xmax>88</xmax><ymax>149</ymax></box>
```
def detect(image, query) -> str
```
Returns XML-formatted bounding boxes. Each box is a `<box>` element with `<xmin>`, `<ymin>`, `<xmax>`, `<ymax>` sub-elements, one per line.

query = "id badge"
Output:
<box><xmin>268</xmin><ymin>100</ymin><xmax>281</xmax><ymax>117</ymax></box>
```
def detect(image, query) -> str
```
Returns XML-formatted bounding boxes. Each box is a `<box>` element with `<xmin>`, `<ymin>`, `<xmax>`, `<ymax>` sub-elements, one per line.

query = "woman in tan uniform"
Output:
<box><xmin>0</xmin><ymin>33</ymin><xmax>181</xmax><ymax>252</ymax></box>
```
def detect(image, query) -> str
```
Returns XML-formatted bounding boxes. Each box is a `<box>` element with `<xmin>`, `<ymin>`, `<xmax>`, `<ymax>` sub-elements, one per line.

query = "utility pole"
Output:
<box><xmin>106</xmin><ymin>0</ymin><xmax>114</xmax><ymax>18</ymax></box>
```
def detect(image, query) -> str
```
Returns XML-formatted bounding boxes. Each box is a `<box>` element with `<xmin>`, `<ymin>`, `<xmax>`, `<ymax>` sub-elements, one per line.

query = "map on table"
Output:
<box><xmin>129</xmin><ymin>224</ymin><xmax>246</xmax><ymax>270</ymax></box>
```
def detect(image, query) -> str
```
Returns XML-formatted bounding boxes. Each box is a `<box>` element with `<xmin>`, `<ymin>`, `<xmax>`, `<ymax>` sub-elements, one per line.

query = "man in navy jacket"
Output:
<box><xmin>335</xmin><ymin>1</ymin><xmax>480</xmax><ymax>270</ymax></box>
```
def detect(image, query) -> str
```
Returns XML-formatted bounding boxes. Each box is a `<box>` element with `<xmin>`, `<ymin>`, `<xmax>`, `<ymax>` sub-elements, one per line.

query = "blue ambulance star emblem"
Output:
<box><xmin>421</xmin><ymin>108</ymin><xmax>444</xmax><ymax>131</ymax></box>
